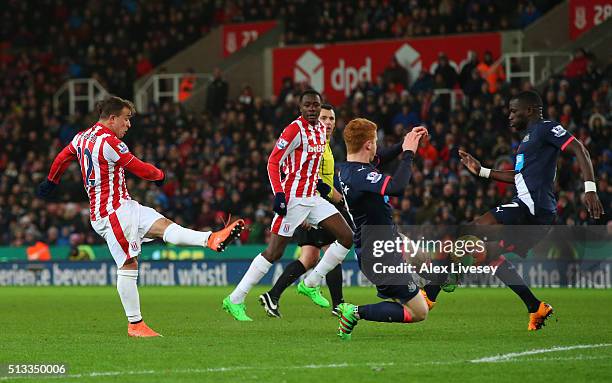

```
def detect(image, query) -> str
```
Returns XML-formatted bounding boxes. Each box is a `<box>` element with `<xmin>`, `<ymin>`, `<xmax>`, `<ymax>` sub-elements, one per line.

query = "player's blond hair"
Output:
<box><xmin>343</xmin><ymin>118</ymin><xmax>377</xmax><ymax>154</ymax></box>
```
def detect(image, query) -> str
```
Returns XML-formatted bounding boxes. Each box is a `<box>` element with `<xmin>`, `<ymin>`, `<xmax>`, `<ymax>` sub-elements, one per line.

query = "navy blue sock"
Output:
<box><xmin>424</xmin><ymin>284</ymin><xmax>442</xmax><ymax>302</ymax></box>
<box><xmin>357</xmin><ymin>301</ymin><xmax>407</xmax><ymax>323</ymax></box>
<box><xmin>495</xmin><ymin>259</ymin><xmax>540</xmax><ymax>313</ymax></box>
<box><xmin>268</xmin><ymin>260</ymin><xmax>306</xmax><ymax>301</ymax></box>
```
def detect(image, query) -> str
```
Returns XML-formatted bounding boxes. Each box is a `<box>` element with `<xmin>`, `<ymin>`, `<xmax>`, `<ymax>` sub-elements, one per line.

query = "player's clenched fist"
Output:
<box><xmin>458</xmin><ymin>149</ymin><xmax>482</xmax><ymax>176</ymax></box>
<box><xmin>273</xmin><ymin>192</ymin><xmax>287</xmax><ymax>216</ymax></box>
<box><xmin>402</xmin><ymin>126</ymin><xmax>428</xmax><ymax>152</ymax></box>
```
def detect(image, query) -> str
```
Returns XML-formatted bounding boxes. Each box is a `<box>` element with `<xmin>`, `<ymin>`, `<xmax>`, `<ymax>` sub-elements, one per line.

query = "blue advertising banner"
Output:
<box><xmin>0</xmin><ymin>260</ymin><xmax>610</xmax><ymax>288</ymax></box>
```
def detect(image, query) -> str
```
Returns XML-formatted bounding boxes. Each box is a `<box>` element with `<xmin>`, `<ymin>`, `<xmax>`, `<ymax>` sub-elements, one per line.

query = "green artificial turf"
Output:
<box><xmin>1</xmin><ymin>287</ymin><xmax>611</xmax><ymax>382</ymax></box>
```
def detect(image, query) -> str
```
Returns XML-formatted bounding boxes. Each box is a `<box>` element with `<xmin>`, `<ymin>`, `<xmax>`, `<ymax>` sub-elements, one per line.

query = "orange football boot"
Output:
<box><xmin>420</xmin><ymin>289</ymin><xmax>436</xmax><ymax>311</ymax></box>
<box><xmin>528</xmin><ymin>302</ymin><xmax>554</xmax><ymax>331</ymax></box>
<box><xmin>207</xmin><ymin>218</ymin><xmax>245</xmax><ymax>252</ymax></box>
<box><xmin>128</xmin><ymin>321</ymin><xmax>162</xmax><ymax>337</ymax></box>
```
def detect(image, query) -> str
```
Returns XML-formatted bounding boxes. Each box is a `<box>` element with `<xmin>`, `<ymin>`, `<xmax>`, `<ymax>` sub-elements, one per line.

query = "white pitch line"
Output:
<box><xmin>482</xmin><ymin>355</ymin><xmax>611</xmax><ymax>364</ymax></box>
<box><xmin>470</xmin><ymin>343</ymin><xmax>612</xmax><ymax>363</ymax></box>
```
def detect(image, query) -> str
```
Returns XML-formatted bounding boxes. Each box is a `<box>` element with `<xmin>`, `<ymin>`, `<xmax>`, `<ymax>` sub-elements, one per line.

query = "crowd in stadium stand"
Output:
<box><xmin>1</xmin><ymin>0</ymin><xmax>218</xmax><ymax>99</ymax></box>
<box><xmin>1</xmin><ymin>0</ymin><xmax>609</xmax><ymax>248</ymax></box>
<box><xmin>231</xmin><ymin>0</ymin><xmax>559</xmax><ymax>45</ymax></box>
<box><xmin>0</xmin><ymin>0</ymin><xmax>558</xmax><ymax>98</ymax></box>
<box><xmin>1</xmin><ymin>46</ymin><xmax>610</xmax><ymax>247</ymax></box>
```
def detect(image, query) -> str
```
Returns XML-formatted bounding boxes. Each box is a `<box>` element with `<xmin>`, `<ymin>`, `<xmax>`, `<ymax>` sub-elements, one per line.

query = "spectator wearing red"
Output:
<box><xmin>564</xmin><ymin>48</ymin><xmax>589</xmax><ymax>79</ymax></box>
<box><xmin>417</xmin><ymin>136</ymin><xmax>439</xmax><ymax>165</ymax></box>
<box><xmin>136</xmin><ymin>53</ymin><xmax>153</xmax><ymax>78</ymax></box>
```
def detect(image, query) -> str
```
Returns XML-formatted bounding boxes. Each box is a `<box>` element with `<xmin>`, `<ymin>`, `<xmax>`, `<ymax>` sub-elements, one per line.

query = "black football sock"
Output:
<box><xmin>423</xmin><ymin>284</ymin><xmax>442</xmax><ymax>302</ymax></box>
<box><xmin>325</xmin><ymin>264</ymin><xmax>344</xmax><ymax>307</ymax></box>
<box><xmin>495</xmin><ymin>258</ymin><xmax>541</xmax><ymax>313</ymax></box>
<box><xmin>268</xmin><ymin>260</ymin><xmax>306</xmax><ymax>301</ymax></box>
<box><xmin>357</xmin><ymin>301</ymin><xmax>409</xmax><ymax>323</ymax></box>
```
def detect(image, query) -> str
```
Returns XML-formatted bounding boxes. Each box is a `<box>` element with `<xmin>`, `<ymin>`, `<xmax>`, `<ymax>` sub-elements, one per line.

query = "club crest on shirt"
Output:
<box><xmin>551</xmin><ymin>125</ymin><xmax>567</xmax><ymax>138</ymax></box>
<box><xmin>277</xmin><ymin>138</ymin><xmax>288</xmax><ymax>149</ymax></box>
<box><xmin>117</xmin><ymin>142</ymin><xmax>129</xmax><ymax>154</ymax></box>
<box><xmin>522</xmin><ymin>134</ymin><xmax>530</xmax><ymax>143</ymax></box>
<box><xmin>407</xmin><ymin>282</ymin><xmax>417</xmax><ymax>292</ymax></box>
<box><xmin>366</xmin><ymin>171</ymin><xmax>382</xmax><ymax>183</ymax></box>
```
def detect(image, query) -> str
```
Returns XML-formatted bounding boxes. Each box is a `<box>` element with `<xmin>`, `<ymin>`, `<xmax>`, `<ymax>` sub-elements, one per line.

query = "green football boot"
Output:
<box><xmin>297</xmin><ymin>280</ymin><xmax>330</xmax><ymax>308</ymax></box>
<box><xmin>337</xmin><ymin>303</ymin><xmax>359</xmax><ymax>340</ymax></box>
<box><xmin>222</xmin><ymin>296</ymin><xmax>253</xmax><ymax>321</ymax></box>
<box><xmin>441</xmin><ymin>272</ymin><xmax>461</xmax><ymax>293</ymax></box>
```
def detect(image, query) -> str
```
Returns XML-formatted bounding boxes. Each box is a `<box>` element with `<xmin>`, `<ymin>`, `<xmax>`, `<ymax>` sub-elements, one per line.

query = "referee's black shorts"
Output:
<box><xmin>294</xmin><ymin>203</ymin><xmax>353</xmax><ymax>248</ymax></box>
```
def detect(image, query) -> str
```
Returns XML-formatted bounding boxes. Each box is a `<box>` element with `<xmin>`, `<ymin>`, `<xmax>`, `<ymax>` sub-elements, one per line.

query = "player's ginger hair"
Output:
<box><xmin>343</xmin><ymin>118</ymin><xmax>377</xmax><ymax>154</ymax></box>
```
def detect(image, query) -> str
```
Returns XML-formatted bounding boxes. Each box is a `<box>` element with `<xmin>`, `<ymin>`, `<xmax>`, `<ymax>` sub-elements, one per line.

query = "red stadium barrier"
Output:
<box><xmin>272</xmin><ymin>33</ymin><xmax>501</xmax><ymax>105</ymax></box>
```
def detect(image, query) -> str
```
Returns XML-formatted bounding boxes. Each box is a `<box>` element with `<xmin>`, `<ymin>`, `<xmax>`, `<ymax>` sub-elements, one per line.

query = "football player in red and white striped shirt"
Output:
<box><xmin>222</xmin><ymin>89</ymin><xmax>353</xmax><ymax>321</ymax></box>
<box><xmin>37</xmin><ymin>96</ymin><xmax>244</xmax><ymax>337</ymax></box>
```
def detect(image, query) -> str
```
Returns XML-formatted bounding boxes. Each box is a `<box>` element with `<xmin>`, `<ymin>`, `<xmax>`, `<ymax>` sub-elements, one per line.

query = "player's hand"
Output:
<box><xmin>36</xmin><ymin>179</ymin><xmax>58</xmax><ymax>199</ymax></box>
<box><xmin>316</xmin><ymin>179</ymin><xmax>331</xmax><ymax>197</ymax></box>
<box><xmin>273</xmin><ymin>192</ymin><xmax>287</xmax><ymax>216</ymax></box>
<box><xmin>402</xmin><ymin>126</ymin><xmax>427</xmax><ymax>152</ymax></box>
<box><xmin>458</xmin><ymin>150</ymin><xmax>481</xmax><ymax>176</ymax></box>
<box><xmin>584</xmin><ymin>191</ymin><xmax>604</xmax><ymax>220</ymax></box>
<box><xmin>301</xmin><ymin>221</ymin><xmax>312</xmax><ymax>230</ymax></box>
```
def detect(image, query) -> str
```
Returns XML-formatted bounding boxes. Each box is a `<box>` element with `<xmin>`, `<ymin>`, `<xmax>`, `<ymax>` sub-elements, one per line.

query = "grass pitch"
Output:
<box><xmin>1</xmin><ymin>287</ymin><xmax>611</xmax><ymax>382</ymax></box>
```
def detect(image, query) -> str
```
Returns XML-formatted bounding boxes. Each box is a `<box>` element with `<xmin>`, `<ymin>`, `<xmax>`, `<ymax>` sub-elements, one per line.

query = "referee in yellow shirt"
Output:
<box><xmin>260</xmin><ymin>104</ymin><xmax>351</xmax><ymax>317</ymax></box>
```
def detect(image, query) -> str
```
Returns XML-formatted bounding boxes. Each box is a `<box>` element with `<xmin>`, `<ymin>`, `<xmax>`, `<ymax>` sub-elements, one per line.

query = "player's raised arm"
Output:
<box><xmin>267</xmin><ymin>122</ymin><xmax>301</xmax><ymax>215</ymax></box>
<box><xmin>36</xmin><ymin>144</ymin><xmax>78</xmax><ymax>198</ymax></box>
<box><xmin>382</xmin><ymin>128</ymin><xmax>426</xmax><ymax>196</ymax></box>
<box><xmin>458</xmin><ymin>149</ymin><xmax>515</xmax><ymax>184</ymax></box>
<box><xmin>374</xmin><ymin>126</ymin><xmax>428</xmax><ymax>167</ymax></box>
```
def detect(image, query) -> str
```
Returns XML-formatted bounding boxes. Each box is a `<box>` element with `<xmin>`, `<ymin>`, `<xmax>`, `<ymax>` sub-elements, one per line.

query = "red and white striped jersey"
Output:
<box><xmin>71</xmin><ymin>123</ymin><xmax>134</xmax><ymax>220</ymax></box>
<box><xmin>47</xmin><ymin>122</ymin><xmax>164</xmax><ymax>221</ymax></box>
<box><xmin>268</xmin><ymin>115</ymin><xmax>327</xmax><ymax>199</ymax></box>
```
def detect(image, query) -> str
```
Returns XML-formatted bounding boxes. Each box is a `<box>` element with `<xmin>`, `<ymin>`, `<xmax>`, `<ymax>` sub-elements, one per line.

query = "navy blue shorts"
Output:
<box><xmin>375</xmin><ymin>283</ymin><xmax>419</xmax><ymax>305</ymax></box>
<box><xmin>490</xmin><ymin>199</ymin><xmax>556</xmax><ymax>225</ymax></box>
<box><xmin>489</xmin><ymin>199</ymin><xmax>556</xmax><ymax>257</ymax></box>
<box><xmin>355</xmin><ymin>247</ymin><xmax>420</xmax><ymax>304</ymax></box>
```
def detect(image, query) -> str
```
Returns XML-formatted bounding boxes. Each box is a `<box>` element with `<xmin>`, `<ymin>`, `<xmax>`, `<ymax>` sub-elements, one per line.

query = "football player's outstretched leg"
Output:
<box><xmin>337</xmin><ymin>118</ymin><xmax>429</xmax><ymax>340</ymax></box>
<box><xmin>223</xmin><ymin>90</ymin><xmax>353</xmax><ymax>321</ymax></box>
<box><xmin>37</xmin><ymin>96</ymin><xmax>245</xmax><ymax>336</ymax></box>
<box><xmin>421</xmin><ymin>90</ymin><xmax>603</xmax><ymax>330</ymax></box>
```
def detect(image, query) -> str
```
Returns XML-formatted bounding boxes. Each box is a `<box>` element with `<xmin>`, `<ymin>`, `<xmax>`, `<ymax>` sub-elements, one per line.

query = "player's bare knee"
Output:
<box><xmin>412</xmin><ymin>308</ymin><xmax>428</xmax><ymax>322</ymax></box>
<box><xmin>261</xmin><ymin>248</ymin><xmax>278</xmax><ymax>263</ymax></box>
<box><xmin>405</xmin><ymin>293</ymin><xmax>429</xmax><ymax>322</ymax></box>
<box><xmin>299</xmin><ymin>253</ymin><xmax>319</xmax><ymax>269</ymax></box>
<box><xmin>262</xmin><ymin>243</ymin><xmax>286</xmax><ymax>262</ymax></box>
<box><xmin>337</xmin><ymin>228</ymin><xmax>353</xmax><ymax>249</ymax></box>
<box><xmin>121</xmin><ymin>257</ymin><xmax>138</xmax><ymax>270</ymax></box>
<box><xmin>408</xmin><ymin>303</ymin><xmax>428</xmax><ymax>322</ymax></box>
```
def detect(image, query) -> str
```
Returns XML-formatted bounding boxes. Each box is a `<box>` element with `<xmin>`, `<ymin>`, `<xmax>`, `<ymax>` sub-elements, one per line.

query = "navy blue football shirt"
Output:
<box><xmin>338</xmin><ymin>147</ymin><xmax>413</xmax><ymax>251</ymax></box>
<box><xmin>514</xmin><ymin>120</ymin><xmax>575</xmax><ymax>214</ymax></box>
